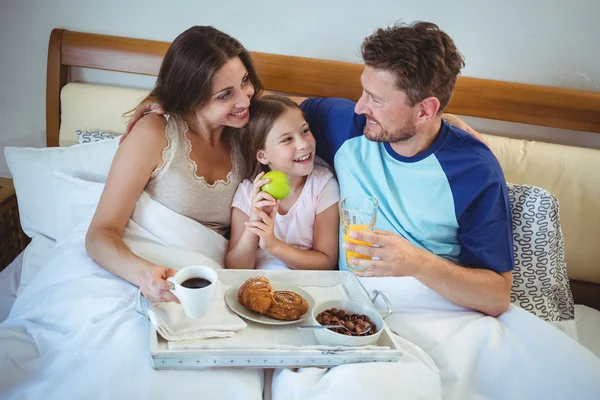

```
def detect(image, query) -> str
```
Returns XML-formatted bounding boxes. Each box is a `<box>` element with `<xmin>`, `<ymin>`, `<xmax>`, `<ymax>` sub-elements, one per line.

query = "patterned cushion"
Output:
<box><xmin>508</xmin><ymin>183</ymin><xmax>574</xmax><ymax>321</ymax></box>
<box><xmin>76</xmin><ymin>130</ymin><xmax>117</xmax><ymax>144</ymax></box>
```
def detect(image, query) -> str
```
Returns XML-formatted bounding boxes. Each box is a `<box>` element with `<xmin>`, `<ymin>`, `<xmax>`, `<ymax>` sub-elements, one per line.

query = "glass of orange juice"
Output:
<box><xmin>339</xmin><ymin>195</ymin><xmax>378</xmax><ymax>272</ymax></box>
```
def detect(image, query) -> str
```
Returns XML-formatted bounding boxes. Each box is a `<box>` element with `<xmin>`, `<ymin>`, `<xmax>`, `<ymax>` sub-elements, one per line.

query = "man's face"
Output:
<box><xmin>354</xmin><ymin>66</ymin><xmax>419</xmax><ymax>143</ymax></box>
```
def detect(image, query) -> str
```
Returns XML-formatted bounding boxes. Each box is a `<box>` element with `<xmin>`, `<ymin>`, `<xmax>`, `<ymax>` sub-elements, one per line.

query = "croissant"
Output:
<box><xmin>265</xmin><ymin>291</ymin><xmax>309</xmax><ymax>321</ymax></box>
<box><xmin>238</xmin><ymin>276</ymin><xmax>274</xmax><ymax>314</ymax></box>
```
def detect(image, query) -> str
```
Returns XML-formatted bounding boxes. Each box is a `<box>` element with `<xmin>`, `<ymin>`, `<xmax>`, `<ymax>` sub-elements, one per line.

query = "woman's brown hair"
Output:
<box><xmin>237</xmin><ymin>95</ymin><xmax>303</xmax><ymax>180</ymax></box>
<box><xmin>140</xmin><ymin>26</ymin><xmax>263</xmax><ymax>115</ymax></box>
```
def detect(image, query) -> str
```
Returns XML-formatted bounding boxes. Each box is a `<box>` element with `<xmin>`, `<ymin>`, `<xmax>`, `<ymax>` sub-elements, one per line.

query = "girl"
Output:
<box><xmin>225</xmin><ymin>95</ymin><xmax>339</xmax><ymax>270</ymax></box>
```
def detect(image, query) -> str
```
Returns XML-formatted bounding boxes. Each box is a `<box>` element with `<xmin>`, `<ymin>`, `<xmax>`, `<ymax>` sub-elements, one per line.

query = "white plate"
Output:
<box><xmin>224</xmin><ymin>283</ymin><xmax>315</xmax><ymax>326</ymax></box>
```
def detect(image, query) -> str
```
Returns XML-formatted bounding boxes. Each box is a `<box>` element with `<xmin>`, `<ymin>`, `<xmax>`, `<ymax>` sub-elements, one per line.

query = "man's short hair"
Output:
<box><xmin>361</xmin><ymin>21</ymin><xmax>465</xmax><ymax>113</ymax></box>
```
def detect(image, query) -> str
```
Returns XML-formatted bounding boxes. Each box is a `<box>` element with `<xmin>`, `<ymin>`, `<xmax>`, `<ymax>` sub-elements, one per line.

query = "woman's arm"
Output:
<box><xmin>86</xmin><ymin>114</ymin><xmax>178</xmax><ymax>302</ymax></box>
<box><xmin>441</xmin><ymin>113</ymin><xmax>489</xmax><ymax>147</ymax></box>
<box><xmin>247</xmin><ymin>203</ymin><xmax>339</xmax><ymax>271</ymax></box>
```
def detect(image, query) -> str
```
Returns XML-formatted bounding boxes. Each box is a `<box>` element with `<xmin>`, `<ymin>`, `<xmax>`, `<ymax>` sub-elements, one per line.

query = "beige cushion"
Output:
<box><xmin>483</xmin><ymin>133</ymin><xmax>600</xmax><ymax>283</ymax></box>
<box><xmin>60</xmin><ymin>83</ymin><xmax>150</xmax><ymax>146</ymax></box>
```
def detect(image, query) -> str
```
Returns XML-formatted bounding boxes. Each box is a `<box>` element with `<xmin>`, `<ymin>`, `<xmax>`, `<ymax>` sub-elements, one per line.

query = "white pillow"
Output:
<box><xmin>4</xmin><ymin>139</ymin><xmax>118</xmax><ymax>241</ymax></box>
<box><xmin>52</xmin><ymin>171</ymin><xmax>106</xmax><ymax>241</ymax></box>
<box><xmin>16</xmin><ymin>234</ymin><xmax>56</xmax><ymax>295</ymax></box>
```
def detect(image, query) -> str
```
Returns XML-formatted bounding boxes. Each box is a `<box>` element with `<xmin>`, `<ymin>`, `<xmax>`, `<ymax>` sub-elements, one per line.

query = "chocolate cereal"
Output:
<box><xmin>316</xmin><ymin>308</ymin><xmax>377</xmax><ymax>336</ymax></box>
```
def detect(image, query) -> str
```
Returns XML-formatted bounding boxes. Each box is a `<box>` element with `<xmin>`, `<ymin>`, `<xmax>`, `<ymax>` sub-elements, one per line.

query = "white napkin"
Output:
<box><xmin>148</xmin><ymin>282</ymin><xmax>247</xmax><ymax>341</ymax></box>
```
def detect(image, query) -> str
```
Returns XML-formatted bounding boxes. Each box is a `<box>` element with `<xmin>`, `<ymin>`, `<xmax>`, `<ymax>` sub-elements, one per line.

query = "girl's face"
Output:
<box><xmin>257</xmin><ymin>108</ymin><xmax>316</xmax><ymax>178</ymax></box>
<box><xmin>195</xmin><ymin>57</ymin><xmax>254</xmax><ymax>129</ymax></box>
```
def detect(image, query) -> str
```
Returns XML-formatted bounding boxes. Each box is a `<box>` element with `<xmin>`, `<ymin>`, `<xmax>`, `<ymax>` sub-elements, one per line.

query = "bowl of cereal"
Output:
<box><xmin>310</xmin><ymin>300</ymin><xmax>385</xmax><ymax>347</ymax></box>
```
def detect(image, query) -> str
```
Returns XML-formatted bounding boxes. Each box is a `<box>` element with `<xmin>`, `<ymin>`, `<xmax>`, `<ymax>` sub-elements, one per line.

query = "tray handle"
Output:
<box><xmin>370</xmin><ymin>290</ymin><xmax>393</xmax><ymax>319</ymax></box>
<box><xmin>135</xmin><ymin>288</ymin><xmax>150</xmax><ymax>318</ymax></box>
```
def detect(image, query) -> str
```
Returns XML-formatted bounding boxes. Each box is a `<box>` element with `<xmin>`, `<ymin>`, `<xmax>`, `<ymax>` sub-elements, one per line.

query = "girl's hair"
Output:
<box><xmin>137</xmin><ymin>26</ymin><xmax>263</xmax><ymax>115</ymax></box>
<box><xmin>238</xmin><ymin>95</ymin><xmax>303</xmax><ymax>179</ymax></box>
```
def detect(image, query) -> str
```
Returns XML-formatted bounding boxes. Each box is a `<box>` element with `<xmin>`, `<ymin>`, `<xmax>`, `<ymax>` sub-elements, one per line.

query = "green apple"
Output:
<box><xmin>261</xmin><ymin>170</ymin><xmax>291</xmax><ymax>200</ymax></box>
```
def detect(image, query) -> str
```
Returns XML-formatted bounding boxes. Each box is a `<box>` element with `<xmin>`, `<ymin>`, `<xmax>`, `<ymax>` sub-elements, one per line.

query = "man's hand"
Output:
<box><xmin>343</xmin><ymin>229</ymin><xmax>428</xmax><ymax>277</ymax></box>
<box><xmin>345</xmin><ymin>228</ymin><xmax>512</xmax><ymax>316</ymax></box>
<box><xmin>442</xmin><ymin>113</ymin><xmax>489</xmax><ymax>147</ymax></box>
<box><xmin>121</xmin><ymin>98</ymin><xmax>166</xmax><ymax>143</ymax></box>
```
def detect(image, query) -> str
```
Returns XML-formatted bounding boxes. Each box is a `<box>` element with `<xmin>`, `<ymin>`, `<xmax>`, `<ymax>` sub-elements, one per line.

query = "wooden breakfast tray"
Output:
<box><xmin>148</xmin><ymin>270</ymin><xmax>403</xmax><ymax>369</ymax></box>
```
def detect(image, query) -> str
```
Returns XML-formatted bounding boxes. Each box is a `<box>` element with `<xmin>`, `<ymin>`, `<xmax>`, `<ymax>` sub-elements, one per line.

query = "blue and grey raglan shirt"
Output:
<box><xmin>301</xmin><ymin>97</ymin><xmax>514</xmax><ymax>273</ymax></box>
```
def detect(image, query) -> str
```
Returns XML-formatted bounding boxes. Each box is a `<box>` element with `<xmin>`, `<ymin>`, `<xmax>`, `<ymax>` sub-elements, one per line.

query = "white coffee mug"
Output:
<box><xmin>167</xmin><ymin>266</ymin><xmax>218</xmax><ymax>318</ymax></box>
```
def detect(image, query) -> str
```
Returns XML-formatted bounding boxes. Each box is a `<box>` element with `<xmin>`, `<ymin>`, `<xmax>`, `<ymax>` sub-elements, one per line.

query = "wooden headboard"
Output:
<box><xmin>46</xmin><ymin>28</ymin><xmax>600</xmax><ymax>309</ymax></box>
<box><xmin>47</xmin><ymin>29</ymin><xmax>600</xmax><ymax>148</ymax></box>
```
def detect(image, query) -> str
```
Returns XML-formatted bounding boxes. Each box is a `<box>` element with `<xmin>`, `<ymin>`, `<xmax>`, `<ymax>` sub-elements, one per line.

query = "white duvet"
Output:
<box><xmin>1</xmin><ymin>193</ymin><xmax>599</xmax><ymax>400</ymax></box>
<box><xmin>273</xmin><ymin>278</ymin><xmax>600</xmax><ymax>399</ymax></box>
<box><xmin>0</xmin><ymin>193</ymin><xmax>263</xmax><ymax>400</ymax></box>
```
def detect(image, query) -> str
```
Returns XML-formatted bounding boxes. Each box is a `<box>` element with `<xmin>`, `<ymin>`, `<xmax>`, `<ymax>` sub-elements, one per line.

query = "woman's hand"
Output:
<box><xmin>139</xmin><ymin>265</ymin><xmax>180</xmax><ymax>303</ymax></box>
<box><xmin>246</xmin><ymin>203</ymin><xmax>280</xmax><ymax>251</ymax></box>
<box><xmin>121</xmin><ymin>99</ymin><xmax>166</xmax><ymax>143</ymax></box>
<box><xmin>249</xmin><ymin>172</ymin><xmax>276</xmax><ymax>221</ymax></box>
<box><xmin>442</xmin><ymin>113</ymin><xmax>489</xmax><ymax>147</ymax></box>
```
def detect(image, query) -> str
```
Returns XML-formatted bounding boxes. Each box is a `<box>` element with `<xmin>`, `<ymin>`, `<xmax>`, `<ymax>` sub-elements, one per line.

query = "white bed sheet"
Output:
<box><xmin>575</xmin><ymin>304</ymin><xmax>600</xmax><ymax>358</ymax></box>
<box><xmin>0</xmin><ymin>251</ymin><xmax>23</xmax><ymax>323</ymax></box>
<box><xmin>0</xmin><ymin>193</ymin><xmax>265</xmax><ymax>400</ymax></box>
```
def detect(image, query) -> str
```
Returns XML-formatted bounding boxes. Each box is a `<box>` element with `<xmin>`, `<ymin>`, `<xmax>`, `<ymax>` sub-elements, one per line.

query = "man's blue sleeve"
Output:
<box><xmin>457</xmin><ymin>178</ymin><xmax>515</xmax><ymax>273</ymax></box>
<box><xmin>437</xmin><ymin>128</ymin><xmax>515</xmax><ymax>274</ymax></box>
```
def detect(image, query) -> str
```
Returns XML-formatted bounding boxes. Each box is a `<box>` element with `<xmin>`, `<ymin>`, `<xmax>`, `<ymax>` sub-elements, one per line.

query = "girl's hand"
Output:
<box><xmin>246</xmin><ymin>202</ymin><xmax>280</xmax><ymax>251</ymax></box>
<box><xmin>249</xmin><ymin>172</ymin><xmax>276</xmax><ymax>221</ymax></box>
<box><xmin>139</xmin><ymin>265</ymin><xmax>180</xmax><ymax>303</ymax></box>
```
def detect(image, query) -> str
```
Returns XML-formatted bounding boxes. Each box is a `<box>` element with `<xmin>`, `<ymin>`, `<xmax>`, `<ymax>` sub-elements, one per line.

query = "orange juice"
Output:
<box><xmin>343</xmin><ymin>224</ymin><xmax>374</xmax><ymax>271</ymax></box>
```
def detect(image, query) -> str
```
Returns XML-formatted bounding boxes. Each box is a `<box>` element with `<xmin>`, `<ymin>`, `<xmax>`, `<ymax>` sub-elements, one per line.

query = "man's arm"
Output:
<box><xmin>414</xmin><ymin>251</ymin><xmax>512</xmax><ymax>317</ymax></box>
<box><xmin>346</xmin><ymin>159</ymin><xmax>514</xmax><ymax>316</ymax></box>
<box><xmin>344</xmin><ymin>229</ymin><xmax>512</xmax><ymax>316</ymax></box>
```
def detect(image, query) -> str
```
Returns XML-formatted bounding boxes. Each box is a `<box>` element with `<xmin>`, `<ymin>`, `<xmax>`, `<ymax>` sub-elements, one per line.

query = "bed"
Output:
<box><xmin>1</xmin><ymin>29</ymin><xmax>600</xmax><ymax>399</ymax></box>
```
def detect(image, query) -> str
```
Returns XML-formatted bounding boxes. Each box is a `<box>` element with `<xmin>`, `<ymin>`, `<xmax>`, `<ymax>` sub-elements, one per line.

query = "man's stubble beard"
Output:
<box><xmin>363</xmin><ymin>115</ymin><xmax>418</xmax><ymax>143</ymax></box>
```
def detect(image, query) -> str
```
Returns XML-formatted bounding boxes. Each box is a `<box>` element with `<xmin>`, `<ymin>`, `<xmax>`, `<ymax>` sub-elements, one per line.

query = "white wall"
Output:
<box><xmin>1</xmin><ymin>0</ymin><xmax>599</xmax><ymax>177</ymax></box>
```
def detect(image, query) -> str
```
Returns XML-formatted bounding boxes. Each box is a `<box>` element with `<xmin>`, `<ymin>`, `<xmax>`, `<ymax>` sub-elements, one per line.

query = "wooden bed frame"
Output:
<box><xmin>44</xmin><ymin>28</ymin><xmax>600</xmax><ymax>309</ymax></box>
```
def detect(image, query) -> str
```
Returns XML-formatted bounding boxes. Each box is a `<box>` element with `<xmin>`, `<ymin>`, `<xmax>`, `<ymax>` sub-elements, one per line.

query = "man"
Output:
<box><xmin>126</xmin><ymin>22</ymin><xmax>513</xmax><ymax>317</ymax></box>
<box><xmin>302</xmin><ymin>22</ymin><xmax>513</xmax><ymax>317</ymax></box>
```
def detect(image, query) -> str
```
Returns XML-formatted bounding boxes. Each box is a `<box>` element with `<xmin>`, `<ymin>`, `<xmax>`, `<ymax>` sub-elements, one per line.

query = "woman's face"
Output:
<box><xmin>196</xmin><ymin>57</ymin><xmax>254</xmax><ymax>129</ymax></box>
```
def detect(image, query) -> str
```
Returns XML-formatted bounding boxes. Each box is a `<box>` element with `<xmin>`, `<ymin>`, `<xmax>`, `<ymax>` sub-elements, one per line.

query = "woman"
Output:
<box><xmin>85</xmin><ymin>26</ymin><xmax>263</xmax><ymax>303</ymax></box>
